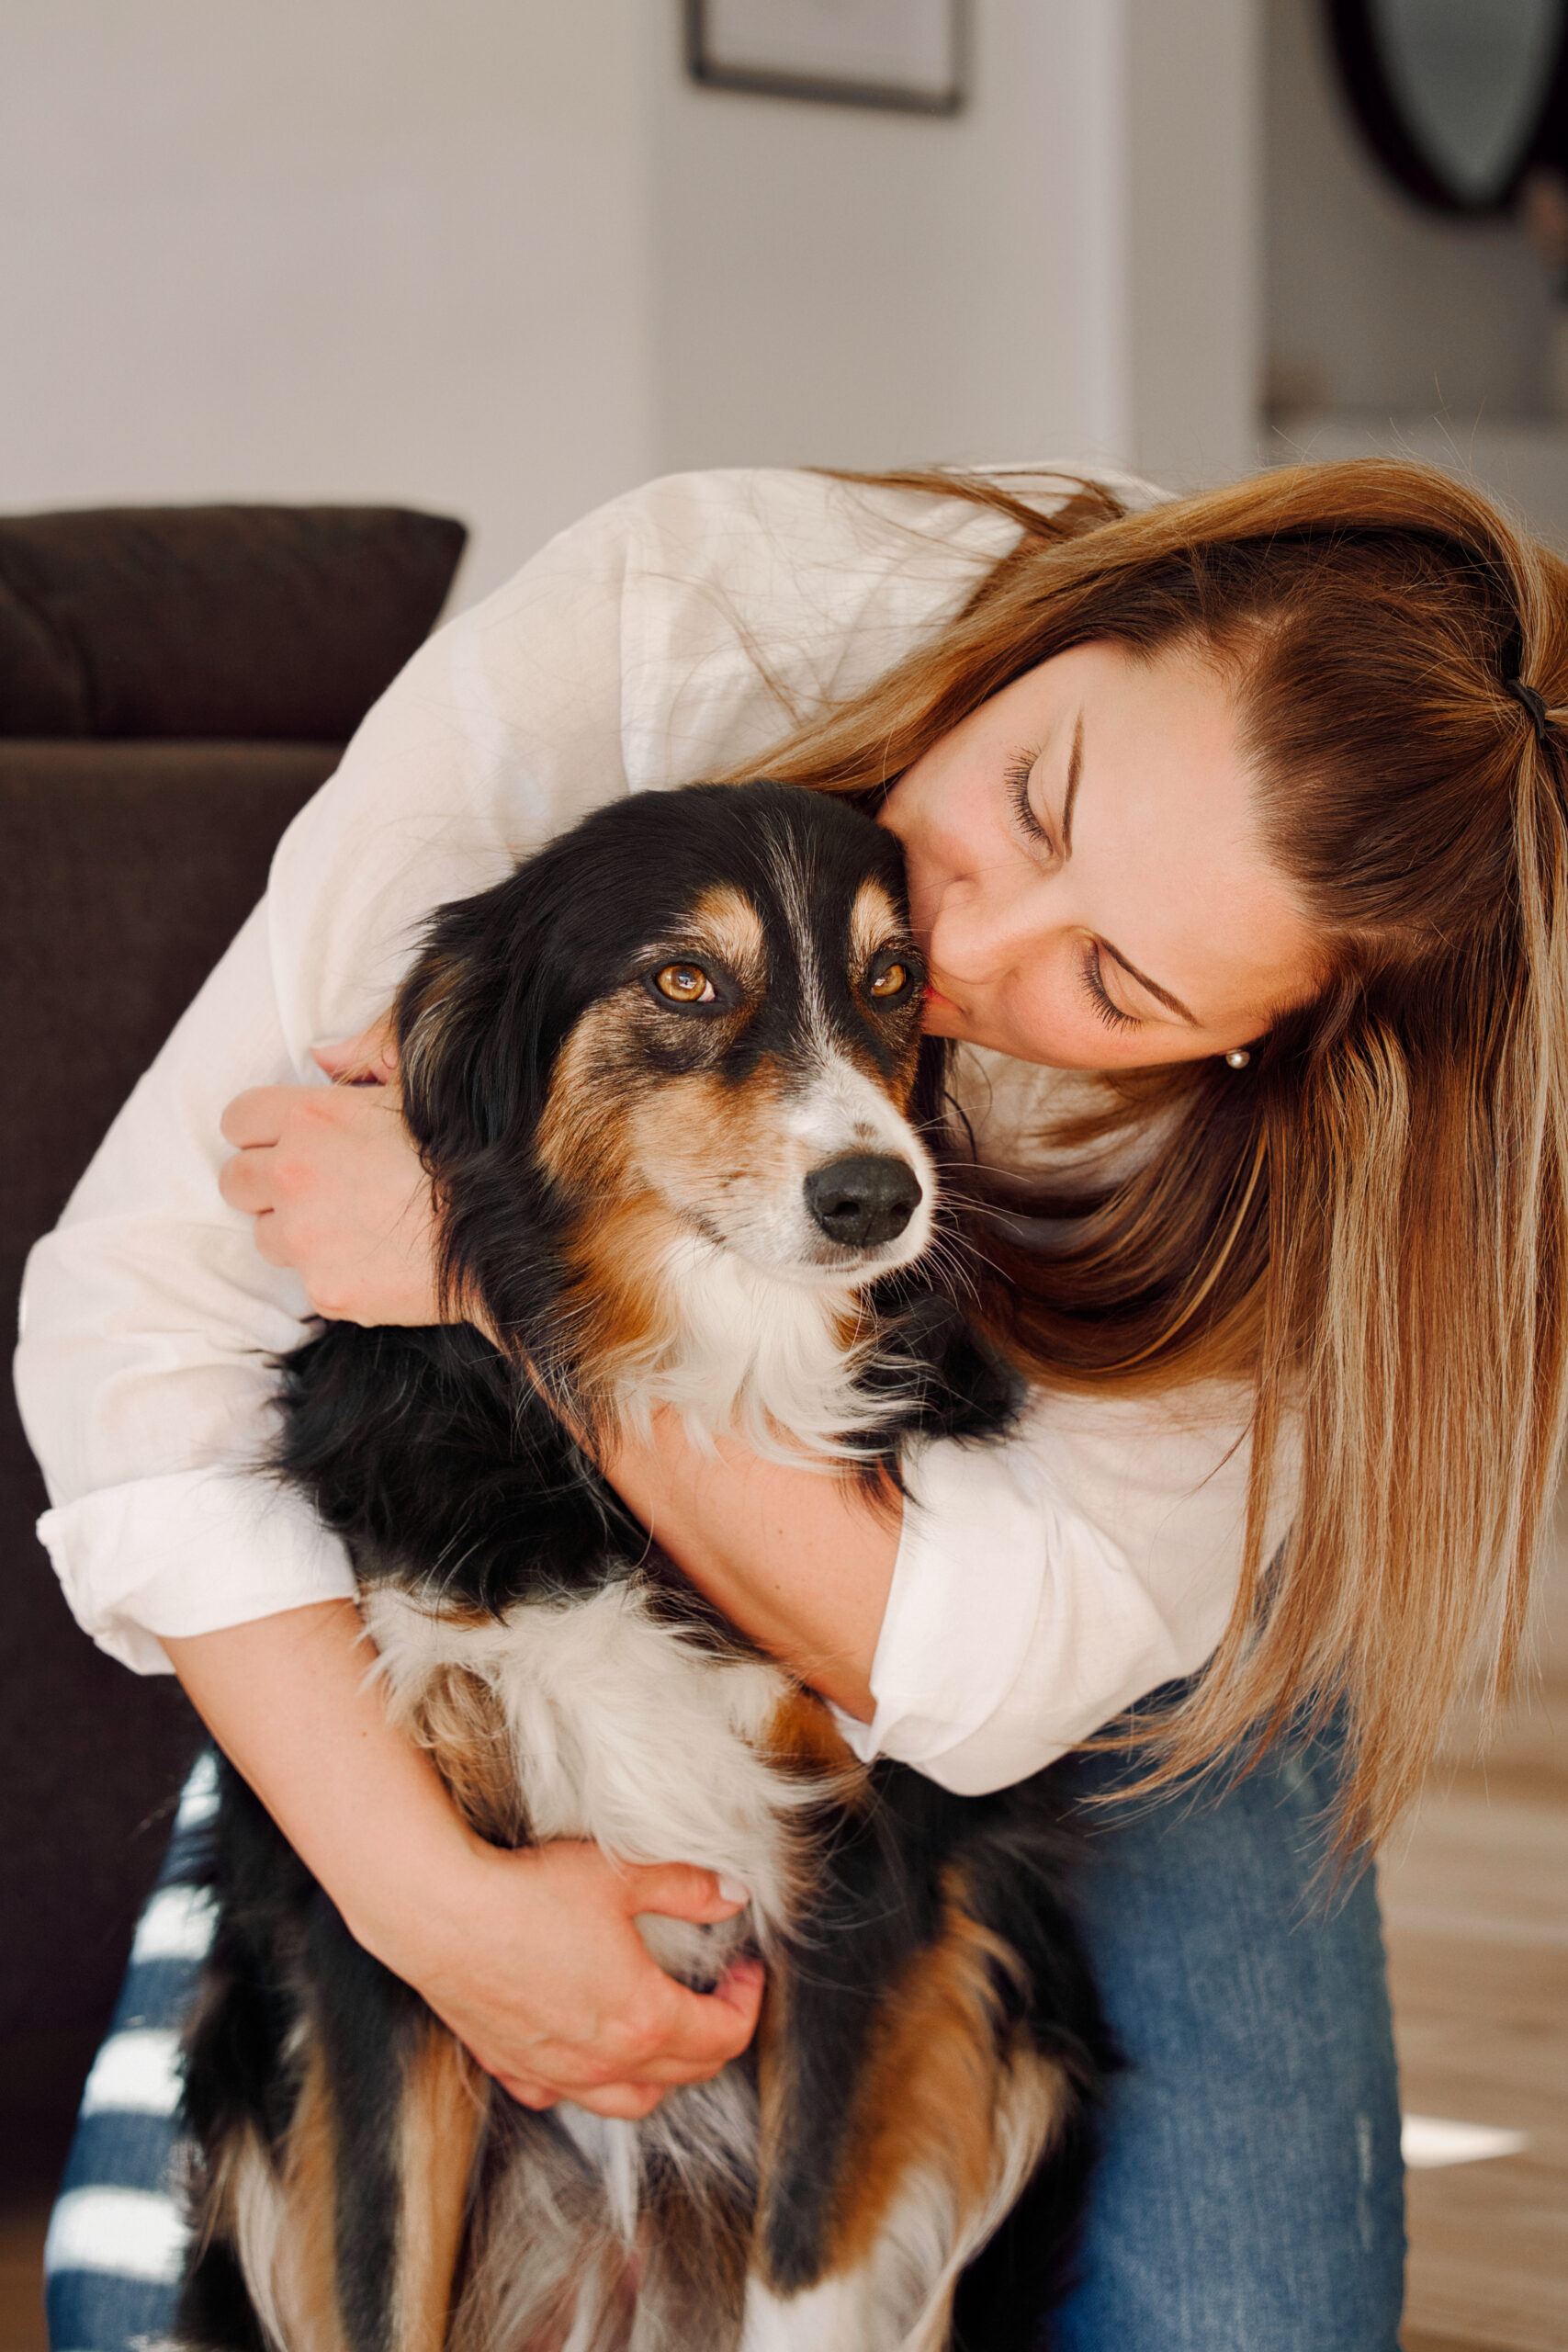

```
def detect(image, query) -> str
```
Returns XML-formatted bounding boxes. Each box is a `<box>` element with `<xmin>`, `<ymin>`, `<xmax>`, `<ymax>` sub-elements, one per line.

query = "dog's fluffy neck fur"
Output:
<box><xmin>591</xmin><ymin>1228</ymin><xmax>883</xmax><ymax>1464</ymax></box>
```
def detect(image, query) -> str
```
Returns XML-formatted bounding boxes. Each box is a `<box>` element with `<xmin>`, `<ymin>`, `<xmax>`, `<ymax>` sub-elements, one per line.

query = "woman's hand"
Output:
<box><xmin>165</xmin><ymin>1602</ymin><xmax>763</xmax><ymax>2117</ymax></box>
<box><xmin>219</xmin><ymin>1019</ymin><xmax>443</xmax><ymax>1324</ymax></box>
<box><xmin>399</xmin><ymin>1838</ymin><xmax>763</xmax><ymax>2116</ymax></box>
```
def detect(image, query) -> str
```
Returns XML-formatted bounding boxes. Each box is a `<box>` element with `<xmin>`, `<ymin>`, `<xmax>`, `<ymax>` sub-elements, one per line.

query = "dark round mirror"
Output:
<box><xmin>1328</xmin><ymin>0</ymin><xmax>1568</xmax><ymax>213</ymax></box>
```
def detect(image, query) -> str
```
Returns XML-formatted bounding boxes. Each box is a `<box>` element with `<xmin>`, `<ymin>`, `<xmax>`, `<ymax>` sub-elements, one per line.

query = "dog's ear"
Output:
<box><xmin>395</xmin><ymin>856</ymin><xmax>566</xmax><ymax>1168</ymax></box>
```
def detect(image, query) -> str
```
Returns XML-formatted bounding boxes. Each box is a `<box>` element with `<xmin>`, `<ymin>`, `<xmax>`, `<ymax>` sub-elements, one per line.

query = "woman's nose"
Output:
<box><xmin>930</xmin><ymin>869</ymin><xmax>1052</xmax><ymax>983</ymax></box>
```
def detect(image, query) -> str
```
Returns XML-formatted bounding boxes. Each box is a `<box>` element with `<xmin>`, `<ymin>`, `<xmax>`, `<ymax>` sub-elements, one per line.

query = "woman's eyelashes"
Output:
<box><xmin>1077</xmin><ymin>945</ymin><xmax>1141</xmax><ymax>1033</ymax></box>
<box><xmin>1000</xmin><ymin>752</ymin><xmax>1138</xmax><ymax>1035</ymax></box>
<box><xmin>1003</xmin><ymin>747</ymin><xmax>1055</xmax><ymax>850</ymax></box>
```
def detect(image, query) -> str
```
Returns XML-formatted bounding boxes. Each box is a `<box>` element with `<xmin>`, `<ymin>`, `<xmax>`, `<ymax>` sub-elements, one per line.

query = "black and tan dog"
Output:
<box><xmin>175</xmin><ymin>782</ymin><xmax>1111</xmax><ymax>2352</ymax></box>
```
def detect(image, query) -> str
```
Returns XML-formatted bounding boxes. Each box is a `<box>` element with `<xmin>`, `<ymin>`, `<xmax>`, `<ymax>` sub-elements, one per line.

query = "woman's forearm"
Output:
<box><xmin>164</xmin><ymin>1600</ymin><xmax>473</xmax><ymax>1964</ymax></box>
<box><xmin>598</xmin><ymin>1411</ymin><xmax>901</xmax><ymax>1719</ymax></box>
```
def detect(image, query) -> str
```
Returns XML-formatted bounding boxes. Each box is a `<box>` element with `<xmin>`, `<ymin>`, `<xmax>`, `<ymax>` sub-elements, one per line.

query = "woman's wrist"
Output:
<box><xmin>317</xmin><ymin>1770</ymin><xmax>498</xmax><ymax>1981</ymax></box>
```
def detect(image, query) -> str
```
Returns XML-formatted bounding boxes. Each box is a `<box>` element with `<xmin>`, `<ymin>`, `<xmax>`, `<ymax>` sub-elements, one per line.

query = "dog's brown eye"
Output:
<box><xmin>870</xmin><ymin>961</ymin><xmax>909</xmax><ymax>999</ymax></box>
<box><xmin>654</xmin><ymin>963</ymin><xmax>715</xmax><ymax>1004</ymax></box>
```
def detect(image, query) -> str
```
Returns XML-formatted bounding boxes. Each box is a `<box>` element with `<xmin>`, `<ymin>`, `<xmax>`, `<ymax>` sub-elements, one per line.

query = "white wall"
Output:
<box><xmin>1</xmin><ymin>2</ymin><xmax>1263</xmax><ymax>605</ymax></box>
<box><xmin>0</xmin><ymin>0</ymin><xmax>655</xmax><ymax>603</ymax></box>
<box><xmin>648</xmin><ymin>0</ymin><xmax>1260</xmax><ymax>492</ymax></box>
<box><xmin>649</xmin><ymin>4</ymin><xmax>1115</xmax><ymax>480</ymax></box>
<box><xmin>1125</xmin><ymin>0</ymin><xmax>1261</xmax><ymax>488</ymax></box>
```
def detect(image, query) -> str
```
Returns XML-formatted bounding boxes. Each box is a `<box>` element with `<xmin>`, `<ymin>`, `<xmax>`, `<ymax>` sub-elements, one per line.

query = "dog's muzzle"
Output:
<box><xmin>804</xmin><ymin>1154</ymin><xmax>923</xmax><ymax>1250</ymax></box>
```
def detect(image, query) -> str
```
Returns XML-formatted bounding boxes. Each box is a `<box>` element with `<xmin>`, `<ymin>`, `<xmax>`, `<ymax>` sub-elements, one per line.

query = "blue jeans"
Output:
<box><xmin>45</xmin><ymin>1723</ymin><xmax>1404</xmax><ymax>2350</ymax></box>
<box><xmin>1047</xmin><ymin>1723</ymin><xmax>1404</xmax><ymax>2347</ymax></box>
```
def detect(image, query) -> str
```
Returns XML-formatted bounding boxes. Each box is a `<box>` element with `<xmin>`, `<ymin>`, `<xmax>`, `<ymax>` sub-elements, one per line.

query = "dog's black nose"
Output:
<box><xmin>805</xmin><ymin>1154</ymin><xmax>922</xmax><ymax>1249</ymax></box>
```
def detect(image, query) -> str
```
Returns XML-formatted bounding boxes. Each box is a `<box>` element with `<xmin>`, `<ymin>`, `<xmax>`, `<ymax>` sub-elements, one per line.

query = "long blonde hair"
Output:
<box><xmin>723</xmin><ymin>460</ymin><xmax>1568</xmax><ymax>1845</ymax></box>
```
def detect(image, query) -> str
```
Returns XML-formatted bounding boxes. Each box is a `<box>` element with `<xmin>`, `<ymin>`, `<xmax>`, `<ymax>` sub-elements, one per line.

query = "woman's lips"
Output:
<box><xmin>924</xmin><ymin>979</ymin><xmax>962</xmax><ymax>1012</ymax></box>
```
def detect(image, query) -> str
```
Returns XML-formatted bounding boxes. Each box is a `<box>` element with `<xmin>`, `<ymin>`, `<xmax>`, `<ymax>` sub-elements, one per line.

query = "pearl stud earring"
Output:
<box><xmin>1224</xmin><ymin>1048</ymin><xmax>1252</xmax><ymax>1069</ymax></box>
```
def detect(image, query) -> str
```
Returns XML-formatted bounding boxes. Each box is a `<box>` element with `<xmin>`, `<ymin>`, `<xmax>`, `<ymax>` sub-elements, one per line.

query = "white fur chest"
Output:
<box><xmin>362</xmin><ymin>1581</ymin><xmax>825</xmax><ymax>1969</ymax></box>
<box><xmin>630</xmin><ymin>1233</ymin><xmax>890</xmax><ymax>1462</ymax></box>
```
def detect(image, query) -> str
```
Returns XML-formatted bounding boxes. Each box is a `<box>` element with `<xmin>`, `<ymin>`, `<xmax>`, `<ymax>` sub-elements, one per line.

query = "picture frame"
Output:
<box><xmin>686</xmin><ymin>0</ymin><xmax>967</xmax><ymax>118</ymax></box>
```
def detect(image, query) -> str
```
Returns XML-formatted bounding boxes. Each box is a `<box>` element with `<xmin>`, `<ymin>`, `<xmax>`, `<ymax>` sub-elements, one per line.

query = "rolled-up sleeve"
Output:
<box><xmin>839</xmin><ymin>1386</ymin><xmax>1294</xmax><ymax>1793</ymax></box>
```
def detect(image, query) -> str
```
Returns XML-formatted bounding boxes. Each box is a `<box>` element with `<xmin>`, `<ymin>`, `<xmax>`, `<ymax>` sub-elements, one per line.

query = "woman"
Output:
<box><xmin>21</xmin><ymin>458</ymin><xmax>1566</xmax><ymax>2349</ymax></box>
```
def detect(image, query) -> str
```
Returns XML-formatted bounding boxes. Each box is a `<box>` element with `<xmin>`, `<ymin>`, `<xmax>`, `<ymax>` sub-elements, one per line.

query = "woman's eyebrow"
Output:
<box><xmin>1099</xmin><ymin>941</ymin><xmax>1200</xmax><ymax>1026</ymax></box>
<box><xmin>1061</xmin><ymin>711</ymin><xmax>1084</xmax><ymax>853</ymax></box>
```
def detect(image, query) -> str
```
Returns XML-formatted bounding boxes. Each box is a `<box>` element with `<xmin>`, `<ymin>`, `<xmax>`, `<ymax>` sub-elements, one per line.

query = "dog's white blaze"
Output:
<box><xmin>698</xmin><ymin>825</ymin><xmax>933</xmax><ymax>1286</ymax></box>
<box><xmin>619</xmin><ymin>1043</ymin><xmax>937</xmax><ymax>1463</ymax></box>
<box><xmin>784</xmin><ymin>1046</ymin><xmax>936</xmax><ymax>1255</ymax></box>
<box><xmin>639</xmin><ymin>1049</ymin><xmax>932</xmax><ymax>1295</ymax></box>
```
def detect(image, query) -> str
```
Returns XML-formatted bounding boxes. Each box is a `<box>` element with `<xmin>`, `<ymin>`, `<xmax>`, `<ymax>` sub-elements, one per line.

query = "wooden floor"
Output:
<box><xmin>1387</xmin><ymin>1542</ymin><xmax>1568</xmax><ymax>2352</ymax></box>
<box><xmin>0</xmin><ymin>2198</ymin><xmax>47</xmax><ymax>2352</ymax></box>
<box><xmin>0</xmin><ymin>1594</ymin><xmax>1562</xmax><ymax>2352</ymax></box>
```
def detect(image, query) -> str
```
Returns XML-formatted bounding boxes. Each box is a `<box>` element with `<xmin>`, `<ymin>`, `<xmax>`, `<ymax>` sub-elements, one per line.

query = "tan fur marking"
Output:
<box><xmin>626</xmin><ymin>1062</ymin><xmax>789</xmax><ymax>1220</ymax></box>
<box><xmin>684</xmin><ymin>884</ymin><xmax>767</xmax><ymax>988</ymax></box>
<box><xmin>822</xmin><ymin>1888</ymin><xmax>1069</xmax><ymax>2275</ymax></box>
<box><xmin>850</xmin><ymin>881</ymin><xmax>901</xmax><ymax>976</ymax></box>
<box><xmin>535</xmin><ymin>895</ymin><xmax>766</xmax><ymax>1206</ymax></box>
<box><xmin>533</xmin><ymin>1005</ymin><xmax>688</xmax><ymax>1397</ymax></box>
<box><xmin>272</xmin><ymin>2045</ymin><xmax>353</xmax><ymax>2352</ymax></box>
<box><xmin>392</xmin><ymin>2027</ymin><xmax>486</xmax><ymax>2352</ymax></box>
<box><xmin>563</xmin><ymin>1186</ymin><xmax>691</xmax><ymax>1396</ymax></box>
<box><xmin>407</xmin><ymin>1664</ymin><xmax>526</xmax><ymax>1847</ymax></box>
<box><xmin>823</xmin><ymin>1029</ymin><xmax>920</xmax><ymax>1116</ymax></box>
<box><xmin>535</xmin><ymin>1000</ymin><xmax>643</xmax><ymax>1198</ymax></box>
<box><xmin>543</xmin><ymin>1041</ymin><xmax>819</xmax><ymax>1409</ymax></box>
<box><xmin>764</xmin><ymin>1687</ymin><xmax>862</xmax><ymax>1784</ymax></box>
<box><xmin>847</xmin><ymin>883</ymin><xmax>923</xmax><ymax>1102</ymax></box>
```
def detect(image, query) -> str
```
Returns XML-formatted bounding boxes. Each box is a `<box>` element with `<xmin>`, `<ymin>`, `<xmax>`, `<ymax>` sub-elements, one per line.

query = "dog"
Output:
<box><xmin>175</xmin><ymin>781</ymin><xmax>1112</xmax><ymax>2352</ymax></box>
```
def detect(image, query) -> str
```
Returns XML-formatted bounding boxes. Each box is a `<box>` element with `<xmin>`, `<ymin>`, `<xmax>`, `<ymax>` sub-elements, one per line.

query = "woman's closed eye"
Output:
<box><xmin>1004</xmin><ymin>747</ymin><xmax>1055</xmax><ymax>852</ymax></box>
<box><xmin>1078</xmin><ymin>944</ymin><xmax>1141</xmax><ymax>1033</ymax></box>
<box><xmin>1005</xmin><ymin>713</ymin><xmax>1082</xmax><ymax>860</ymax></box>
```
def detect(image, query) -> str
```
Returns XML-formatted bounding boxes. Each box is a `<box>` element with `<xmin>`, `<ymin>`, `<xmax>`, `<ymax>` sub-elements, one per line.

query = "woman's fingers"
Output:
<box><xmin>219</xmin><ymin>1083</ymin><xmax>295</xmax><ymax>1152</ymax></box>
<box><xmin>311</xmin><ymin>1016</ymin><xmax>400</xmax><ymax>1087</ymax></box>
<box><xmin>463</xmin><ymin>1957</ymin><xmax>764</xmax><ymax>2113</ymax></box>
<box><xmin>217</xmin><ymin>1083</ymin><xmax>442</xmax><ymax>1322</ymax></box>
<box><xmin>502</xmin><ymin>2075</ymin><xmax>668</xmax><ymax>2120</ymax></box>
<box><xmin>405</xmin><ymin>1842</ymin><xmax>766</xmax><ymax>2118</ymax></box>
<box><xmin>599</xmin><ymin>1954</ymin><xmax>763</xmax><ymax>2080</ymax></box>
<box><xmin>616</xmin><ymin>1859</ymin><xmax>751</xmax><ymax>1925</ymax></box>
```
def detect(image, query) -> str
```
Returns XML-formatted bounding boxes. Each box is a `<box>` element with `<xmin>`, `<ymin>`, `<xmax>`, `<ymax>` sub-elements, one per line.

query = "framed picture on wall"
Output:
<box><xmin>686</xmin><ymin>0</ymin><xmax>967</xmax><ymax>116</ymax></box>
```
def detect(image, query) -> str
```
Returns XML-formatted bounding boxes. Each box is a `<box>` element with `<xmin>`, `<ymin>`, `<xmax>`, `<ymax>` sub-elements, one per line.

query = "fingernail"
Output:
<box><xmin>717</xmin><ymin>1874</ymin><xmax>750</xmax><ymax>1905</ymax></box>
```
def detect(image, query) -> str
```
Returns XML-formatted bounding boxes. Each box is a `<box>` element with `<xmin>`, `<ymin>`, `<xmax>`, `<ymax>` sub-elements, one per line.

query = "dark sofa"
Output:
<box><xmin>0</xmin><ymin>502</ymin><xmax>468</xmax><ymax>2184</ymax></box>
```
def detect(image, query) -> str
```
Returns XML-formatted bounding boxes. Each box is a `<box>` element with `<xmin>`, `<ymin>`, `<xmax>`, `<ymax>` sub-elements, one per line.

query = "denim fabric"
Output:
<box><xmin>45</xmin><ymin>1728</ymin><xmax>1404</xmax><ymax>2351</ymax></box>
<box><xmin>1046</xmin><ymin>1722</ymin><xmax>1405</xmax><ymax>2350</ymax></box>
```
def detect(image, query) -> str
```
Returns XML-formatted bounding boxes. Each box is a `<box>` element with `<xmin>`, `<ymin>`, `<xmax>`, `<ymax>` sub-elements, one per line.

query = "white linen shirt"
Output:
<box><xmin>14</xmin><ymin>465</ymin><xmax>1280</xmax><ymax>1797</ymax></box>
